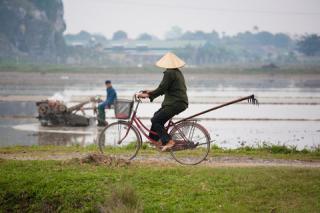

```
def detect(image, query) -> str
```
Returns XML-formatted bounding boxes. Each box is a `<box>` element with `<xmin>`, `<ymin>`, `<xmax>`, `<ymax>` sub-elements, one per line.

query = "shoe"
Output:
<box><xmin>161</xmin><ymin>140</ymin><xmax>175</xmax><ymax>152</ymax></box>
<box><xmin>97</xmin><ymin>121</ymin><xmax>108</xmax><ymax>127</ymax></box>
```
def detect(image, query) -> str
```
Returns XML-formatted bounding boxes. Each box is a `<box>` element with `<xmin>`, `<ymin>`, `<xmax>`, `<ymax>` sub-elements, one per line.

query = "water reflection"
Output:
<box><xmin>37</xmin><ymin>132</ymin><xmax>87</xmax><ymax>146</ymax></box>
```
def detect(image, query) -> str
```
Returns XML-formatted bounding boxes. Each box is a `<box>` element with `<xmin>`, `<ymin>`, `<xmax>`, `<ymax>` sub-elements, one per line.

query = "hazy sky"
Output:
<box><xmin>63</xmin><ymin>0</ymin><xmax>320</xmax><ymax>38</ymax></box>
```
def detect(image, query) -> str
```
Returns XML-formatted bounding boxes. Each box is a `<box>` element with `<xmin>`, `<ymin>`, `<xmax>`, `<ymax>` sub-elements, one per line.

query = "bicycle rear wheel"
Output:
<box><xmin>98</xmin><ymin>121</ymin><xmax>141</xmax><ymax>160</ymax></box>
<box><xmin>169</xmin><ymin>121</ymin><xmax>211</xmax><ymax>165</ymax></box>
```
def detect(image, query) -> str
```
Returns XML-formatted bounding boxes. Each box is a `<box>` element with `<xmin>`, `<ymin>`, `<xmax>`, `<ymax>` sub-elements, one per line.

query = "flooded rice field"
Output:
<box><xmin>0</xmin><ymin>71</ymin><xmax>319</xmax><ymax>150</ymax></box>
<box><xmin>0</xmin><ymin>89</ymin><xmax>319</xmax><ymax>150</ymax></box>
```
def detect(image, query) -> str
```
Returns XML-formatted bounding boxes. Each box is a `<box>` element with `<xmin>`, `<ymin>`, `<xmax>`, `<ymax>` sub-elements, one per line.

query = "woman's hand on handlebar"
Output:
<box><xmin>137</xmin><ymin>92</ymin><xmax>149</xmax><ymax>99</ymax></box>
<box><xmin>141</xmin><ymin>90</ymin><xmax>152</xmax><ymax>94</ymax></box>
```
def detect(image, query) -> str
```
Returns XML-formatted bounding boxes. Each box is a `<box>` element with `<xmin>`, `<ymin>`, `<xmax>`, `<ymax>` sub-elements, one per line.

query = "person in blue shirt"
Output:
<box><xmin>97</xmin><ymin>80</ymin><xmax>117</xmax><ymax>126</ymax></box>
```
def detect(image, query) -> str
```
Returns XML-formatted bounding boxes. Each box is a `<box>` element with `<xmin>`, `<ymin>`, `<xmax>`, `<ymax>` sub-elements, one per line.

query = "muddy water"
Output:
<box><xmin>0</xmin><ymin>101</ymin><xmax>37</xmax><ymax>116</ymax></box>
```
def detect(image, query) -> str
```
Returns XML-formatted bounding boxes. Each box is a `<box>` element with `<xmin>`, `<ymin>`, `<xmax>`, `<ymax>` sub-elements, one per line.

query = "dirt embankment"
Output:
<box><xmin>1</xmin><ymin>152</ymin><xmax>320</xmax><ymax>168</ymax></box>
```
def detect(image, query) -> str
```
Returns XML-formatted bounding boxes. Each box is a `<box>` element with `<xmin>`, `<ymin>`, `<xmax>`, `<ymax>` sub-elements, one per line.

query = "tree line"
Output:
<box><xmin>64</xmin><ymin>27</ymin><xmax>320</xmax><ymax>65</ymax></box>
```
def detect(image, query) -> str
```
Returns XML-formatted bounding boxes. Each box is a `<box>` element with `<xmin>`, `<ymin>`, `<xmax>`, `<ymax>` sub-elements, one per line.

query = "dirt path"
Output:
<box><xmin>1</xmin><ymin>152</ymin><xmax>320</xmax><ymax>168</ymax></box>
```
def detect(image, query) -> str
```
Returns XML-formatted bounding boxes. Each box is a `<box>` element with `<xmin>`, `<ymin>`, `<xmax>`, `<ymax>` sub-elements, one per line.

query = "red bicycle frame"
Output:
<box><xmin>126</xmin><ymin>98</ymin><xmax>176</xmax><ymax>145</ymax></box>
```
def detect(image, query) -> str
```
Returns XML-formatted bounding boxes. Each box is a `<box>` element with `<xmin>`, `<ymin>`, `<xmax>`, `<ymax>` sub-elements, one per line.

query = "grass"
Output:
<box><xmin>210</xmin><ymin>143</ymin><xmax>320</xmax><ymax>160</ymax></box>
<box><xmin>1</xmin><ymin>143</ymin><xmax>319</xmax><ymax>161</ymax></box>
<box><xmin>98</xmin><ymin>183</ymin><xmax>143</xmax><ymax>213</ymax></box>
<box><xmin>0</xmin><ymin>159</ymin><xmax>319</xmax><ymax>212</ymax></box>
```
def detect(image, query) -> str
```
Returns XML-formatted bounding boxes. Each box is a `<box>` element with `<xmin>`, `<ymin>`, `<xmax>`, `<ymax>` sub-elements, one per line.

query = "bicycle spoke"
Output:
<box><xmin>99</xmin><ymin>121</ymin><xmax>141</xmax><ymax>160</ymax></box>
<box><xmin>170</xmin><ymin>121</ymin><xmax>210</xmax><ymax>165</ymax></box>
<box><xmin>188</xmin><ymin>123</ymin><xmax>196</xmax><ymax>141</ymax></box>
<box><xmin>189</xmin><ymin>136</ymin><xmax>206</xmax><ymax>142</ymax></box>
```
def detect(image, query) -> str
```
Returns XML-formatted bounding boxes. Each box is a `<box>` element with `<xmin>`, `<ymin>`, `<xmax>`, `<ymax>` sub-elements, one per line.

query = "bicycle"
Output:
<box><xmin>98</xmin><ymin>93</ymin><xmax>258</xmax><ymax>165</ymax></box>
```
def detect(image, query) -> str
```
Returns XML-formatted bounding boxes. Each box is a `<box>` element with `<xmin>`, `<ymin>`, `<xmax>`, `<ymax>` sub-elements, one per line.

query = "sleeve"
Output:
<box><xmin>106</xmin><ymin>89</ymin><xmax>117</xmax><ymax>105</ymax></box>
<box><xmin>148</xmin><ymin>71</ymin><xmax>174</xmax><ymax>102</ymax></box>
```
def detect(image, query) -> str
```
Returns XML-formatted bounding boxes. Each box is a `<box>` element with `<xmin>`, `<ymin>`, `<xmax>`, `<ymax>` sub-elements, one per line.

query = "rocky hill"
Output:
<box><xmin>0</xmin><ymin>0</ymin><xmax>66</xmax><ymax>63</ymax></box>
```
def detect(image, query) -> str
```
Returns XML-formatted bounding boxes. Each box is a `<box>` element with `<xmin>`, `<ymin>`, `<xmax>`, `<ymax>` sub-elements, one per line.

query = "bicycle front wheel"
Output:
<box><xmin>98</xmin><ymin>121</ymin><xmax>141</xmax><ymax>160</ymax></box>
<box><xmin>169</xmin><ymin>121</ymin><xmax>211</xmax><ymax>165</ymax></box>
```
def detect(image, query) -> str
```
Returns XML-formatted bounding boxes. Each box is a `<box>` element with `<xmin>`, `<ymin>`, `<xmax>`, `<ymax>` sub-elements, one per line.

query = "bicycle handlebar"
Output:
<box><xmin>134</xmin><ymin>90</ymin><xmax>144</xmax><ymax>102</ymax></box>
<box><xmin>134</xmin><ymin>90</ymin><xmax>150</xmax><ymax>102</ymax></box>
<box><xmin>134</xmin><ymin>93</ymin><xmax>140</xmax><ymax>102</ymax></box>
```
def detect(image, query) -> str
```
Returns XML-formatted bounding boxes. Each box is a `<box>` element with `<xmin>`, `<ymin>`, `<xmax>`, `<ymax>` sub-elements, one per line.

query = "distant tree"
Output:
<box><xmin>235</xmin><ymin>31</ymin><xmax>292</xmax><ymax>48</ymax></box>
<box><xmin>165</xmin><ymin>26</ymin><xmax>183</xmax><ymax>40</ymax></box>
<box><xmin>176</xmin><ymin>42</ymin><xmax>238</xmax><ymax>65</ymax></box>
<box><xmin>297</xmin><ymin>34</ymin><xmax>320</xmax><ymax>56</ymax></box>
<box><xmin>181</xmin><ymin>30</ymin><xmax>205</xmax><ymax>40</ymax></box>
<box><xmin>112</xmin><ymin>30</ymin><xmax>128</xmax><ymax>40</ymax></box>
<box><xmin>180</xmin><ymin>30</ymin><xmax>219</xmax><ymax>41</ymax></box>
<box><xmin>180</xmin><ymin>31</ymin><xmax>193</xmax><ymax>40</ymax></box>
<box><xmin>234</xmin><ymin>31</ymin><xmax>255</xmax><ymax>45</ymax></box>
<box><xmin>192</xmin><ymin>31</ymin><xmax>207</xmax><ymax>40</ymax></box>
<box><xmin>209</xmin><ymin>30</ymin><xmax>220</xmax><ymax>41</ymax></box>
<box><xmin>255</xmin><ymin>31</ymin><xmax>274</xmax><ymax>45</ymax></box>
<box><xmin>92</xmin><ymin>34</ymin><xmax>108</xmax><ymax>44</ymax></box>
<box><xmin>137</xmin><ymin>33</ymin><xmax>153</xmax><ymax>40</ymax></box>
<box><xmin>174</xmin><ymin>45</ymin><xmax>196</xmax><ymax>61</ymax></box>
<box><xmin>64</xmin><ymin>31</ymin><xmax>93</xmax><ymax>45</ymax></box>
<box><xmin>273</xmin><ymin>33</ymin><xmax>291</xmax><ymax>48</ymax></box>
<box><xmin>77</xmin><ymin>31</ymin><xmax>92</xmax><ymax>40</ymax></box>
<box><xmin>198</xmin><ymin>42</ymin><xmax>236</xmax><ymax>63</ymax></box>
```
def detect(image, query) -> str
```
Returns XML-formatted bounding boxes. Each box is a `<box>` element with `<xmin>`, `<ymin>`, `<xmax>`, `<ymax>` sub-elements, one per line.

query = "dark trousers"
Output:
<box><xmin>149</xmin><ymin>104</ymin><xmax>187</xmax><ymax>145</ymax></box>
<box><xmin>97</xmin><ymin>104</ymin><xmax>110</xmax><ymax>125</ymax></box>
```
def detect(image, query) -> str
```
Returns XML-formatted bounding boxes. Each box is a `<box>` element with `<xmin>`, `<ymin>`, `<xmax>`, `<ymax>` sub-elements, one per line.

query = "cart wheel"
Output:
<box><xmin>169</xmin><ymin>121</ymin><xmax>211</xmax><ymax>165</ymax></box>
<box><xmin>98</xmin><ymin>121</ymin><xmax>142</xmax><ymax>160</ymax></box>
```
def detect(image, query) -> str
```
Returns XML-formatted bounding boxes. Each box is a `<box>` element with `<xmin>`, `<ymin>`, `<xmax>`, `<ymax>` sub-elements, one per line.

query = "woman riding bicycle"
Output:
<box><xmin>138</xmin><ymin>52</ymin><xmax>188</xmax><ymax>151</ymax></box>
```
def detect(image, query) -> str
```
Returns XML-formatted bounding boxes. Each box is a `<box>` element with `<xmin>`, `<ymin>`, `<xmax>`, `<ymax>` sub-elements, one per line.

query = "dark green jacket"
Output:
<box><xmin>149</xmin><ymin>68</ymin><xmax>188</xmax><ymax>108</ymax></box>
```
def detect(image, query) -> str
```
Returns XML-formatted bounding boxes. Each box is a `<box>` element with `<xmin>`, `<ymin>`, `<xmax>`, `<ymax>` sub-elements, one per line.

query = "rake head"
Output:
<box><xmin>248</xmin><ymin>95</ymin><xmax>259</xmax><ymax>106</ymax></box>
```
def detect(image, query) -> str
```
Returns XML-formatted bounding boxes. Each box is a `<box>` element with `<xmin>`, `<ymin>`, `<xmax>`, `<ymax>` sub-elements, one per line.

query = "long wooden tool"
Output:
<box><xmin>175</xmin><ymin>94</ymin><xmax>259</xmax><ymax>124</ymax></box>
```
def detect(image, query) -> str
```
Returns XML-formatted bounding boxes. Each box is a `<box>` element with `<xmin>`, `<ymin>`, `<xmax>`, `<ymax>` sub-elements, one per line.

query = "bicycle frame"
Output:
<box><xmin>125</xmin><ymin>99</ymin><xmax>176</xmax><ymax>145</ymax></box>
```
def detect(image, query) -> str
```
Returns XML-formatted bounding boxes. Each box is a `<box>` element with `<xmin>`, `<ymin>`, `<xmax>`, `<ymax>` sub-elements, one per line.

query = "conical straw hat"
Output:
<box><xmin>155</xmin><ymin>52</ymin><xmax>186</xmax><ymax>69</ymax></box>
